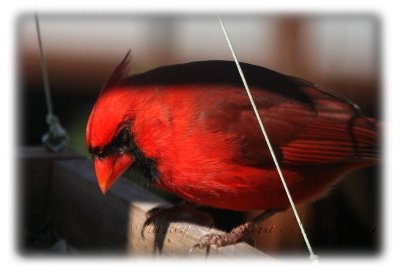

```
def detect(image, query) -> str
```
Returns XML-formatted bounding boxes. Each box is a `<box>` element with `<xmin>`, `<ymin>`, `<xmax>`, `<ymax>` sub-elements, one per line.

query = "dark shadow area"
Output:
<box><xmin>310</xmin><ymin>166</ymin><xmax>381</xmax><ymax>255</ymax></box>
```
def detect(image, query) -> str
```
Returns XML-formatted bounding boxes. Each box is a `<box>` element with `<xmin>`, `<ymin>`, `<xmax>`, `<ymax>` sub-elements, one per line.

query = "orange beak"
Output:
<box><xmin>93</xmin><ymin>153</ymin><xmax>134</xmax><ymax>194</ymax></box>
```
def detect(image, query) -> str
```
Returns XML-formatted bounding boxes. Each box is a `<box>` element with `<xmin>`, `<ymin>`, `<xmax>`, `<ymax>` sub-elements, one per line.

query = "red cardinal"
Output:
<box><xmin>86</xmin><ymin>51</ymin><xmax>379</xmax><ymax>247</ymax></box>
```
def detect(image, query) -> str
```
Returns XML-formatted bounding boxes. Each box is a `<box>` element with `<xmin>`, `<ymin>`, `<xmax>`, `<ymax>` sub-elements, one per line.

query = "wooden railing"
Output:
<box><xmin>20</xmin><ymin>147</ymin><xmax>267</xmax><ymax>257</ymax></box>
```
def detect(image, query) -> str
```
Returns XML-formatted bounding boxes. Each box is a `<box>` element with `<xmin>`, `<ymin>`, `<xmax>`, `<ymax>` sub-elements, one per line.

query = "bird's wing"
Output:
<box><xmin>202</xmin><ymin>83</ymin><xmax>379</xmax><ymax>167</ymax></box>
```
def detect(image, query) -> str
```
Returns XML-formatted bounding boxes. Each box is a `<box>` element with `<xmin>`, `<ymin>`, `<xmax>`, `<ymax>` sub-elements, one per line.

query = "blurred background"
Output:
<box><xmin>18</xmin><ymin>13</ymin><xmax>381</xmax><ymax>256</ymax></box>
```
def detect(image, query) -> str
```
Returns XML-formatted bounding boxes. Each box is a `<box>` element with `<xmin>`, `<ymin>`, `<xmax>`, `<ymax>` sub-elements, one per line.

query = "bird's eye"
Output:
<box><xmin>89</xmin><ymin>146</ymin><xmax>105</xmax><ymax>160</ymax></box>
<box><xmin>96</xmin><ymin>151</ymin><xmax>105</xmax><ymax>159</ymax></box>
<box><xmin>115</xmin><ymin>127</ymin><xmax>131</xmax><ymax>145</ymax></box>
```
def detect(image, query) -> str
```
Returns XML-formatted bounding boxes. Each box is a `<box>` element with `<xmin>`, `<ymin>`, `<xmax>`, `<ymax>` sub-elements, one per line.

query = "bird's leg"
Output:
<box><xmin>191</xmin><ymin>209</ymin><xmax>278</xmax><ymax>250</ymax></box>
<box><xmin>141</xmin><ymin>201</ymin><xmax>214</xmax><ymax>238</ymax></box>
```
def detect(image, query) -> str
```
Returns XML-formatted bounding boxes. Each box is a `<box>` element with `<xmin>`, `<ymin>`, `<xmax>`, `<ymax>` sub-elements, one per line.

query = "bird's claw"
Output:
<box><xmin>189</xmin><ymin>221</ymin><xmax>254</xmax><ymax>255</ymax></box>
<box><xmin>187</xmin><ymin>233</ymin><xmax>222</xmax><ymax>257</ymax></box>
<box><xmin>188</xmin><ymin>243</ymin><xmax>201</xmax><ymax>255</ymax></box>
<box><xmin>200</xmin><ymin>233</ymin><xmax>226</xmax><ymax>248</ymax></box>
<box><xmin>188</xmin><ymin>237</ymin><xmax>211</xmax><ymax>257</ymax></box>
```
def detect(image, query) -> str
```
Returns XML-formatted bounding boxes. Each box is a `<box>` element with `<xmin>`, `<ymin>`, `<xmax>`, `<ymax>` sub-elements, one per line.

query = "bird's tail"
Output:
<box><xmin>351</xmin><ymin>116</ymin><xmax>381</xmax><ymax>162</ymax></box>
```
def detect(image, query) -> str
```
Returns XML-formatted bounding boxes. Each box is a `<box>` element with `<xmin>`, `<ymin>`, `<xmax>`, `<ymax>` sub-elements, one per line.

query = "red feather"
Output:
<box><xmin>86</xmin><ymin>52</ymin><xmax>380</xmax><ymax>211</ymax></box>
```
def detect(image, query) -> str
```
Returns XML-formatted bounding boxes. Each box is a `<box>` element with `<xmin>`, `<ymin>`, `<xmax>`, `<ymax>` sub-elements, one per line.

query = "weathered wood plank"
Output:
<box><xmin>49</xmin><ymin>159</ymin><xmax>267</xmax><ymax>257</ymax></box>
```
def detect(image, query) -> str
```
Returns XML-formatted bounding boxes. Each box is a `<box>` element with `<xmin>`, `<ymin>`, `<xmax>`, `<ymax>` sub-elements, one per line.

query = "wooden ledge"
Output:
<box><xmin>21</xmin><ymin>146</ymin><xmax>267</xmax><ymax>257</ymax></box>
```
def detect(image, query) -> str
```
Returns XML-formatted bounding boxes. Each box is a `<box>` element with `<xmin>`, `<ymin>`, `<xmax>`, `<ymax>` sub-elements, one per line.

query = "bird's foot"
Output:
<box><xmin>190</xmin><ymin>221</ymin><xmax>255</xmax><ymax>252</ymax></box>
<box><xmin>189</xmin><ymin>209</ymin><xmax>279</xmax><ymax>255</ymax></box>
<box><xmin>141</xmin><ymin>202</ymin><xmax>213</xmax><ymax>238</ymax></box>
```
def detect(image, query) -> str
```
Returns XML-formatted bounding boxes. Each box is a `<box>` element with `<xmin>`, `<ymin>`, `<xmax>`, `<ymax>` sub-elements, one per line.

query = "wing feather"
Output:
<box><xmin>203</xmin><ymin>81</ymin><xmax>379</xmax><ymax>167</ymax></box>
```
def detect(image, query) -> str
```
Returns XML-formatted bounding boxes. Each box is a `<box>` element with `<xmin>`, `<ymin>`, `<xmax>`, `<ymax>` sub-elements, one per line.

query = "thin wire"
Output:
<box><xmin>35</xmin><ymin>12</ymin><xmax>53</xmax><ymax>116</ymax></box>
<box><xmin>218</xmin><ymin>14</ymin><xmax>317</xmax><ymax>261</ymax></box>
<box><xmin>34</xmin><ymin>12</ymin><xmax>68</xmax><ymax>153</ymax></box>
